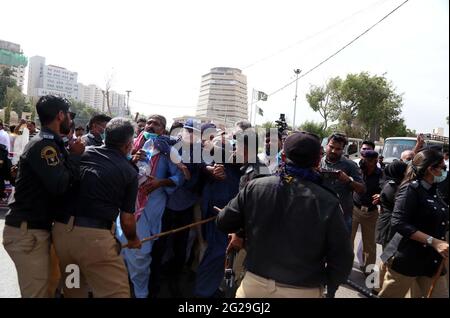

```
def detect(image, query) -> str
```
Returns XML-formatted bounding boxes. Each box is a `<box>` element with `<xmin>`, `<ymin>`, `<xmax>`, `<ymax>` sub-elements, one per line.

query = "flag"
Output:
<box><xmin>256</xmin><ymin>106</ymin><xmax>264</xmax><ymax>116</ymax></box>
<box><xmin>257</xmin><ymin>91</ymin><xmax>268</xmax><ymax>101</ymax></box>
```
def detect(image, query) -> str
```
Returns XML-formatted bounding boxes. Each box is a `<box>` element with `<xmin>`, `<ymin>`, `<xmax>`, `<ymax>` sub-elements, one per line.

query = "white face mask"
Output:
<box><xmin>434</xmin><ymin>169</ymin><xmax>447</xmax><ymax>183</ymax></box>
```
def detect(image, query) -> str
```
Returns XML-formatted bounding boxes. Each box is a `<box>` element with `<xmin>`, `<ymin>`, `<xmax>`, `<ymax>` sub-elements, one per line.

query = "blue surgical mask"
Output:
<box><xmin>143</xmin><ymin>131</ymin><xmax>158</xmax><ymax>140</ymax></box>
<box><xmin>126</xmin><ymin>153</ymin><xmax>132</xmax><ymax>161</ymax></box>
<box><xmin>100</xmin><ymin>132</ymin><xmax>106</xmax><ymax>141</ymax></box>
<box><xmin>434</xmin><ymin>170</ymin><xmax>447</xmax><ymax>183</ymax></box>
<box><xmin>404</xmin><ymin>160</ymin><xmax>411</xmax><ymax>165</ymax></box>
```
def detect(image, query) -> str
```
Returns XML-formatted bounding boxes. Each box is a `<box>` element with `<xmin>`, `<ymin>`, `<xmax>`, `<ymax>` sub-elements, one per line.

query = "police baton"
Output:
<box><xmin>122</xmin><ymin>207</ymin><xmax>222</xmax><ymax>248</ymax></box>
<box><xmin>427</xmin><ymin>259</ymin><xmax>445</xmax><ymax>298</ymax></box>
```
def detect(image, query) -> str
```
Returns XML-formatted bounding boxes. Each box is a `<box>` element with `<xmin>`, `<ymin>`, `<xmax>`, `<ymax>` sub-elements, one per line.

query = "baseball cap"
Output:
<box><xmin>183</xmin><ymin>118</ymin><xmax>201</xmax><ymax>132</ymax></box>
<box><xmin>283</xmin><ymin>131</ymin><xmax>321</xmax><ymax>168</ymax></box>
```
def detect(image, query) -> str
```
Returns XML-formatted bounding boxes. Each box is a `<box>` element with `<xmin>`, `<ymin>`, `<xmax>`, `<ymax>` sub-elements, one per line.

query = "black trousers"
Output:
<box><xmin>149</xmin><ymin>206</ymin><xmax>194</xmax><ymax>297</ymax></box>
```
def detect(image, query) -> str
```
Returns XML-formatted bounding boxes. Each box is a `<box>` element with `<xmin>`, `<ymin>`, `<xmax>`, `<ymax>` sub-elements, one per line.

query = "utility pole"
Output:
<box><xmin>125</xmin><ymin>90</ymin><xmax>131</xmax><ymax>116</ymax></box>
<box><xmin>292</xmin><ymin>69</ymin><xmax>302</xmax><ymax>131</ymax></box>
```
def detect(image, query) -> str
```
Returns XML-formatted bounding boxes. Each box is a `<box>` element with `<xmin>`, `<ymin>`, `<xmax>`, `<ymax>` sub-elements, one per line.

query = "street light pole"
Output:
<box><xmin>292</xmin><ymin>69</ymin><xmax>302</xmax><ymax>131</ymax></box>
<box><xmin>125</xmin><ymin>90</ymin><xmax>131</xmax><ymax>116</ymax></box>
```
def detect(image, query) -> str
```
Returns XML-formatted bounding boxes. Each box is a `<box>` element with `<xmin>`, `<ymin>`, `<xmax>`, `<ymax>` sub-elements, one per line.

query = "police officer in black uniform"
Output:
<box><xmin>2</xmin><ymin>95</ymin><xmax>85</xmax><ymax>298</ymax></box>
<box><xmin>379</xmin><ymin>149</ymin><xmax>449</xmax><ymax>298</ymax></box>
<box><xmin>217</xmin><ymin>132</ymin><xmax>353</xmax><ymax>298</ymax></box>
<box><xmin>81</xmin><ymin>114</ymin><xmax>111</xmax><ymax>147</ymax></box>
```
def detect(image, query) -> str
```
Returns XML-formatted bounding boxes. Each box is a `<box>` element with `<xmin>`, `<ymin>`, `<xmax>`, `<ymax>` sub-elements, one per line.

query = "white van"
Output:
<box><xmin>382</xmin><ymin>137</ymin><xmax>445</xmax><ymax>164</ymax></box>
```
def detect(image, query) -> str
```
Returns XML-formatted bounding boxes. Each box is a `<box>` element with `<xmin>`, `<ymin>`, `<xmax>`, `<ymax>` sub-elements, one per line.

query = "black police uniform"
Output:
<box><xmin>390</xmin><ymin>180</ymin><xmax>449</xmax><ymax>277</ymax></box>
<box><xmin>238</xmin><ymin>158</ymin><xmax>270</xmax><ymax>191</ymax></box>
<box><xmin>217</xmin><ymin>175</ymin><xmax>354</xmax><ymax>290</ymax></box>
<box><xmin>81</xmin><ymin>133</ymin><xmax>103</xmax><ymax>147</ymax></box>
<box><xmin>6</xmin><ymin>128</ymin><xmax>80</xmax><ymax>230</ymax></box>
<box><xmin>376</xmin><ymin>179</ymin><xmax>399</xmax><ymax>248</ymax></box>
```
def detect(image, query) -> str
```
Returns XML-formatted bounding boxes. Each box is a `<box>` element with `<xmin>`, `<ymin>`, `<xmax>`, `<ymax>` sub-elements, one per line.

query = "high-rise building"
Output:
<box><xmin>0</xmin><ymin>40</ymin><xmax>28</xmax><ymax>88</ymax></box>
<box><xmin>77</xmin><ymin>83</ymin><xmax>104</xmax><ymax>111</ymax></box>
<box><xmin>27</xmin><ymin>55</ymin><xmax>79</xmax><ymax>100</ymax></box>
<box><xmin>196</xmin><ymin>67</ymin><xmax>248</xmax><ymax>127</ymax></box>
<box><xmin>77</xmin><ymin>83</ymin><xmax>127</xmax><ymax>116</ymax></box>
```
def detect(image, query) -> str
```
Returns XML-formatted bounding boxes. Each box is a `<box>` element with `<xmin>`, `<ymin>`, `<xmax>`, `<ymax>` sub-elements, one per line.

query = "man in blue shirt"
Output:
<box><xmin>116</xmin><ymin>114</ymin><xmax>184</xmax><ymax>298</ymax></box>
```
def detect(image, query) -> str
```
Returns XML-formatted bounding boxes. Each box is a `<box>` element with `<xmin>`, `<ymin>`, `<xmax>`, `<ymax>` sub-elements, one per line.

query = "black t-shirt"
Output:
<box><xmin>75</xmin><ymin>146</ymin><xmax>138</xmax><ymax>222</ymax></box>
<box><xmin>353</xmin><ymin>167</ymin><xmax>382</xmax><ymax>210</ymax></box>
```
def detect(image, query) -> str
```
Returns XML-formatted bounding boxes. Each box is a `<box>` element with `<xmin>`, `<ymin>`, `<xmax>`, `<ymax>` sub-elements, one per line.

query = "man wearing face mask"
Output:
<box><xmin>81</xmin><ymin>114</ymin><xmax>111</xmax><ymax>147</ymax></box>
<box><xmin>118</xmin><ymin>114</ymin><xmax>185</xmax><ymax>298</ymax></box>
<box><xmin>2</xmin><ymin>95</ymin><xmax>85</xmax><ymax>297</ymax></box>
<box><xmin>401</xmin><ymin>150</ymin><xmax>415</xmax><ymax>165</ymax></box>
<box><xmin>149</xmin><ymin>118</ymin><xmax>204</xmax><ymax>297</ymax></box>
<box><xmin>52</xmin><ymin>118</ymin><xmax>141</xmax><ymax>298</ymax></box>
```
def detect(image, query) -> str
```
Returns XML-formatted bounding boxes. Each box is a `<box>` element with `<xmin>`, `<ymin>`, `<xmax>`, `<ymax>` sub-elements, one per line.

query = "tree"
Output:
<box><xmin>260</xmin><ymin>121</ymin><xmax>277</xmax><ymax>129</ymax></box>
<box><xmin>4</xmin><ymin>86</ymin><xmax>28</xmax><ymax>121</ymax></box>
<box><xmin>298</xmin><ymin>120</ymin><xmax>331</xmax><ymax>139</ymax></box>
<box><xmin>309</xmin><ymin>72</ymin><xmax>406</xmax><ymax>140</ymax></box>
<box><xmin>0</xmin><ymin>68</ymin><xmax>17</xmax><ymax>109</ymax></box>
<box><xmin>102</xmin><ymin>70</ymin><xmax>114</xmax><ymax>116</ymax></box>
<box><xmin>305</xmin><ymin>77</ymin><xmax>341</xmax><ymax>130</ymax></box>
<box><xmin>69</xmin><ymin>99</ymin><xmax>105</xmax><ymax>130</ymax></box>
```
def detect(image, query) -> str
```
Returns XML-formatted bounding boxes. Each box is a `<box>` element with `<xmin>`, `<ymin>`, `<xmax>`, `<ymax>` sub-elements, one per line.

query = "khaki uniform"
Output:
<box><xmin>351</xmin><ymin>205</ymin><xmax>379</xmax><ymax>272</ymax></box>
<box><xmin>4</xmin><ymin>126</ymin><xmax>81</xmax><ymax>298</ymax></box>
<box><xmin>52</xmin><ymin>219</ymin><xmax>130</xmax><ymax>298</ymax></box>
<box><xmin>236</xmin><ymin>271</ymin><xmax>323</xmax><ymax>298</ymax></box>
<box><xmin>379</xmin><ymin>266</ymin><xmax>448</xmax><ymax>298</ymax></box>
<box><xmin>2</xmin><ymin>223</ymin><xmax>51</xmax><ymax>298</ymax></box>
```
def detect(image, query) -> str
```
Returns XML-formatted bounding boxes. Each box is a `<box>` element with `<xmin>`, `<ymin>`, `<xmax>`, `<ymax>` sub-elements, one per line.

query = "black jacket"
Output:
<box><xmin>391</xmin><ymin>180</ymin><xmax>449</xmax><ymax>277</ymax></box>
<box><xmin>6</xmin><ymin>128</ymin><xmax>80</xmax><ymax>230</ymax></box>
<box><xmin>376</xmin><ymin>180</ymin><xmax>399</xmax><ymax>248</ymax></box>
<box><xmin>216</xmin><ymin>175</ymin><xmax>354</xmax><ymax>289</ymax></box>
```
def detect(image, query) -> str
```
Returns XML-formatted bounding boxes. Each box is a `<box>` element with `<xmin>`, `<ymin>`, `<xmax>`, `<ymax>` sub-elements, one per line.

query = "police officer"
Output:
<box><xmin>225</xmin><ymin>129</ymin><xmax>270</xmax><ymax>291</ymax></box>
<box><xmin>379</xmin><ymin>149</ymin><xmax>449</xmax><ymax>298</ymax></box>
<box><xmin>217</xmin><ymin>132</ymin><xmax>354</xmax><ymax>298</ymax></box>
<box><xmin>52</xmin><ymin>117</ymin><xmax>142</xmax><ymax>298</ymax></box>
<box><xmin>81</xmin><ymin>114</ymin><xmax>111</xmax><ymax>147</ymax></box>
<box><xmin>2</xmin><ymin>95</ymin><xmax>84</xmax><ymax>298</ymax></box>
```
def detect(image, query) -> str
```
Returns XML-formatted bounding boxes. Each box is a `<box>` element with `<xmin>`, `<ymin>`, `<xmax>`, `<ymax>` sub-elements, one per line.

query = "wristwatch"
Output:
<box><xmin>426</xmin><ymin>236</ymin><xmax>434</xmax><ymax>246</ymax></box>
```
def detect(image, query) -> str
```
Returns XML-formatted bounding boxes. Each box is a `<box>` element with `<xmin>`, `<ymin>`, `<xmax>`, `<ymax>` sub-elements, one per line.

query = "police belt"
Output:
<box><xmin>54</xmin><ymin>214</ymin><xmax>114</xmax><ymax>230</ymax></box>
<box><xmin>5</xmin><ymin>219</ymin><xmax>51</xmax><ymax>231</ymax></box>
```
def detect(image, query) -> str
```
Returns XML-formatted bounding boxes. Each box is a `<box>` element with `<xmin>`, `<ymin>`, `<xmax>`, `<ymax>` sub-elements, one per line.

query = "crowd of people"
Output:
<box><xmin>1</xmin><ymin>95</ymin><xmax>448</xmax><ymax>298</ymax></box>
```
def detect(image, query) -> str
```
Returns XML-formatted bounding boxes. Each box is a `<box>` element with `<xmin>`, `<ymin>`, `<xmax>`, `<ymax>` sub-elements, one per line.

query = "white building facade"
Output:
<box><xmin>27</xmin><ymin>55</ymin><xmax>79</xmax><ymax>100</ymax></box>
<box><xmin>196</xmin><ymin>67</ymin><xmax>248</xmax><ymax>127</ymax></box>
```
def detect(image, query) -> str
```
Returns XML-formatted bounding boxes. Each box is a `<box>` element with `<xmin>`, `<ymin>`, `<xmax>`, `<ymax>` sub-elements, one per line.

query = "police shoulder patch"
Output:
<box><xmin>42</xmin><ymin>133</ymin><xmax>55</xmax><ymax>140</ymax></box>
<box><xmin>41</xmin><ymin>146</ymin><xmax>60</xmax><ymax>166</ymax></box>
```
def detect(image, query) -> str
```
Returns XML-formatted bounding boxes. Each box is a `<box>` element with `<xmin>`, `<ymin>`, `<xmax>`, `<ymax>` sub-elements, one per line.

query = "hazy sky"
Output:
<box><xmin>2</xmin><ymin>0</ymin><xmax>449</xmax><ymax>135</ymax></box>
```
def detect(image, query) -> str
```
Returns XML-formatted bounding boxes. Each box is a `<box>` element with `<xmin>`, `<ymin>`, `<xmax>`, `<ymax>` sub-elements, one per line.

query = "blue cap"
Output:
<box><xmin>184</xmin><ymin>118</ymin><xmax>201</xmax><ymax>132</ymax></box>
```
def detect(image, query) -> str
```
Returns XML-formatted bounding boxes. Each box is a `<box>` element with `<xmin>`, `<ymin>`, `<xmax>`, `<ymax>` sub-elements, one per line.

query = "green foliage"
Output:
<box><xmin>260</xmin><ymin>121</ymin><xmax>277</xmax><ymax>129</ymax></box>
<box><xmin>69</xmin><ymin>99</ymin><xmax>104</xmax><ymax>129</ymax></box>
<box><xmin>298</xmin><ymin>120</ymin><xmax>331</xmax><ymax>139</ymax></box>
<box><xmin>306</xmin><ymin>72</ymin><xmax>410</xmax><ymax>140</ymax></box>
<box><xmin>0</xmin><ymin>68</ymin><xmax>17</xmax><ymax>109</ymax></box>
<box><xmin>4</xmin><ymin>86</ymin><xmax>29</xmax><ymax>119</ymax></box>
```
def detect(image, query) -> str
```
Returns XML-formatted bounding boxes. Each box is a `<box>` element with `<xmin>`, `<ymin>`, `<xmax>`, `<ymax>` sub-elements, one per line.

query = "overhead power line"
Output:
<box><xmin>261</xmin><ymin>0</ymin><xmax>409</xmax><ymax>102</ymax></box>
<box><xmin>241</xmin><ymin>0</ymin><xmax>390</xmax><ymax>70</ymax></box>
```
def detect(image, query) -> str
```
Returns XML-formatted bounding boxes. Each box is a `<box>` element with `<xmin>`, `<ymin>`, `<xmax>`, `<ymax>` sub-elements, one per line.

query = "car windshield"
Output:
<box><xmin>382</xmin><ymin>139</ymin><xmax>416</xmax><ymax>159</ymax></box>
